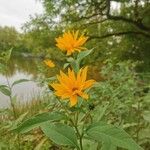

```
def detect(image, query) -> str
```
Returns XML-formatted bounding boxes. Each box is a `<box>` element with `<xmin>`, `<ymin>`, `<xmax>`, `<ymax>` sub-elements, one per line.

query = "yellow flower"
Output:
<box><xmin>50</xmin><ymin>67</ymin><xmax>95</xmax><ymax>107</ymax></box>
<box><xmin>55</xmin><ymin>30</ymin><xmax>88</xmax><ymax>55</ymax></box>
<box><xmin>44</xmin><ymin>59</ymin><xmax>55</xmax><ymax>68</ymax></box>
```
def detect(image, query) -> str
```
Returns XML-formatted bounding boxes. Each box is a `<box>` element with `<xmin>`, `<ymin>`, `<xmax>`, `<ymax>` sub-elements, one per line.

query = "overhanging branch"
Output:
<box><xmin>105</xmin><ymin>0</ymin><xmax>150</xmax><ymax>32</ymax></box>
<box><xmin>107</xmin><ymin>15</ymin><xmax>150</xmax><ymax>32</ymax></box>
<box><xmin>89</xmin><ymin>31</ymin><xmax>150</xmax><ymax>40</ymax></box>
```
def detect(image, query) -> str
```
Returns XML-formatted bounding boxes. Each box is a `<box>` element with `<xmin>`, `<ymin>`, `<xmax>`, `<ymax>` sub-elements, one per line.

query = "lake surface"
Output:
<box><xmin>0</xmin><ymin>56</ymin><xmax>43</xmax><ymax>108</ymax></box>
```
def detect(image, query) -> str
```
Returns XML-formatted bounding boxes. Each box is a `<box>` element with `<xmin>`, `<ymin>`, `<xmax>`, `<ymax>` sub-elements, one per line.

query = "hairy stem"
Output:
<box><xmin>57</xmin><ymin>99</ymin><xmax>83</xmax><ymax>150</ymax></box>
<box><xmin>6</xmin><ymin>76</ymin><xmax>17</xmax><ymax>119</ymax></box>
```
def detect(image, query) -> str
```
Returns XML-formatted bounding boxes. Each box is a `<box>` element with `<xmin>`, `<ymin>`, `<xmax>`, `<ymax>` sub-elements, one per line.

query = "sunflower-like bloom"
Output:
<box><xmin>44</xmin><ymin>59</ymin><xmax>55</xmax><ymax>68</ymax></box>
<box><xmin>50</xmin><ymin>67</ymin><xmax>95</xmax><ymax>106</ymax></box>
<box><xmin>55</xmin><ymin>30</ymin><xmax>88</xmax><ymax>55</ymax></box>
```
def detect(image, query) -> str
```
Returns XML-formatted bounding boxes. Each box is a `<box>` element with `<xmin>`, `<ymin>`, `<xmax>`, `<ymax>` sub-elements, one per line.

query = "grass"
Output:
<box><xmin>0</xmin><ymin>94</ymin><xmax>54</xmax><ymax>150</ymax></box>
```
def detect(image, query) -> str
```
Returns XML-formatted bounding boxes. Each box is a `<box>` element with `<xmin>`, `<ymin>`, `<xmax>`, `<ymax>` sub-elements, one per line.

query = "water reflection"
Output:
<box><xmin>5</xmin><ymin>55</ymin><xmax>39</xmax><ymax>78</ymax></box>
<box><xmin>0</xmin><ymin>56</ymin><xmax>42</xmax><ymax>108</ymax></box>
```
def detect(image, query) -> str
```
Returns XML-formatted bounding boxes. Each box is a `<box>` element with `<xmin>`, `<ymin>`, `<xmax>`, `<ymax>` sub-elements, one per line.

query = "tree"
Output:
<box><xmin>39</xmin><ymin>0</ymin><xmax>150</xmax><ymax>38</ymax></box>
<box><xmin>0</xmin><ymin>26</ymin><xmax>30</xmax><ymax>53</ymax></box>
<box><xmin>0</xmin><ymin>26</ymin><xmax>19</xmax><ymax>51</ymax></box>
<box><xmin>24</xmin><ymin>0</ymin><xmax>150</xmax><ymax>71</ymax></box>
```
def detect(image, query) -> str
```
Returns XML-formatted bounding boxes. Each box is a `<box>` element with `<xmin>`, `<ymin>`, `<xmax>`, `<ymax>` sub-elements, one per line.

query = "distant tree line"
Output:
<box><xmin>0</xmin><ymin>26</ymin><xmax>29</xmax><ymax>53</ymax></box>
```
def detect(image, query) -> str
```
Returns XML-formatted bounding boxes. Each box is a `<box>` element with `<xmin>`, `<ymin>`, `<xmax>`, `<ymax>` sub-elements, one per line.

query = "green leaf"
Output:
<box><xmin>41</xmin><ymin>122</ymin><xmax>79</xmax><ymax>149</ymax></box>
<box><xmin>101</xmin><ymin>141</ymin><xmax>117</xmax><ymax>150</ymax></box>
<box><xmin>10</xmin><ymin>112</ymin><xmax>28</xmax><ymax>130</ymax></box>
<box><xmin>63</xmin><ymin>63</ymin><xmax>70</xmax><ymax>69</ymax></box>
<box><xmin>12</xmin><ymin>79</ymin><xmax>30</xmax><ymax>87</ymax></box>
<box><xmin>70</xmin><ymin>60</ymin><xmax>79</xmax><ymax>73</ymax></box>
<box><xmin>46</xmin><ymin>76</ymin><xmax>57</xmax><ymax>82</ymax></box>
<box><xmin>0</xmin><ymin>85</ymin><xmax>11</xmax><ymax>96</ymax></box>
<box><xmin>143</xmin><ymin>111</ymin><xmax>150</xmax><ymax>123</ymax></box>
<box><xmin>86</xmin><ymin>122</ymin><xmax>143</xmax><ymax>150</ymax></box>
<box><xmin>67</xmin><ymin>57</ymin><xmax>74</xmax><ymax>62</ymax></box>
<box><xmin>14</xmin><ymin>112</ymin><xmax>67</xmax><ymax>133</ymax></box>
<box><xmin>77</xmin><ymin>48</ymin><xmax>94</xmax><ymax>63</ymax></box>
<box><xmin>66</xmin><ymin>57</ymin><xmax>79</xmax><ymax>72</ymax></box>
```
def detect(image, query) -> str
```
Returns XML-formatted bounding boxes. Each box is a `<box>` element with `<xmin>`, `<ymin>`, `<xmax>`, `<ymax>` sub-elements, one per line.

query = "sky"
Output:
<box><xmin>0</xmin><ymin>0</ymin><xmax>119</xmax><ymax>32</ymax></box>
<box><xmin>0</xmin><ymin>0</ymin><xmax>44</xmax><ymax>32</ymax></box>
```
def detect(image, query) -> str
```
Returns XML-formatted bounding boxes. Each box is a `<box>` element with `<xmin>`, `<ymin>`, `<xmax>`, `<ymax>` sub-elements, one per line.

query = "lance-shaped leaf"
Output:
<box><xmin>0</xmin><ymin>85</ymin><xmax>11</xmax><ymax>96</ymax></box>
<box><xmin>12</xmin><ymin>79</ymin><xmax>30</xmax><ymax>87</ymax></box>
<box><xmin>14</xmin><ymin>112</ymin><xmax>67</xmax><ymax>133</ymax></box>
<box><xmin>41</xmin><ymin>122</ymin><xmax>79</xmax><ymax>149</ymax></box>
<box><xmin>77</xmin><ymin>48</ymin><xmax>94</xmax><ymax>63</ymax></box>
<box><xmin>86</xmin><ymin>122</ymin><xmax>143</xmax><ymax>150</ymax></box>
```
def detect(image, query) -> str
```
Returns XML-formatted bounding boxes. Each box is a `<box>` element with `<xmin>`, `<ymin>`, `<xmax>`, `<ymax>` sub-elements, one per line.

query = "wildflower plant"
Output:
<box><xmin>0</xmin><ymin>49</ymin><xmax>30</xmax><ymax>148</ymax></box>
<box><xmin>44</xmin><ymin>59</ymin><xmax>55</xmax><ymax>68</ymax></box>
<box><xmin>14</xmin><ymin>31</ymin><xmax>143</xmax><ymax>150</ymax></box>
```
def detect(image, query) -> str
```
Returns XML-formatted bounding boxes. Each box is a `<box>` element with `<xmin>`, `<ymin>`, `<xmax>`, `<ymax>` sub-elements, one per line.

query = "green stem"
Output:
<box><xmin>136</xmin><ymin>99</ymin><xmax>141</xmax><ymax>142</ymax></box>
<box><xmin>6</xmin><ymin>76</ymin><xmax>20</xmax><ymax>149</ymax></box>
<box><xmin>57</xmin><ymin>98</ymin><xmax>83</xmax><ymax>150</ymax></box>
<box><xmin>75</xmin><ymin>111</ymin><xmax>83</xmax><ymax>150</ymax></box>
<box><xmin>6</xmin><ymin>76</ymin><xmax>17</xmax><ymax>119</ymax></box>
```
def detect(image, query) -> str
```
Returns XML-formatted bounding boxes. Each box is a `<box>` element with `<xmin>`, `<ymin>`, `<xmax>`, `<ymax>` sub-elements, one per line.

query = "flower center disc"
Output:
<box><xmin>72</xmin><ymin>87</ymin><xmax>79</xmax><ymax>92</ymax></box>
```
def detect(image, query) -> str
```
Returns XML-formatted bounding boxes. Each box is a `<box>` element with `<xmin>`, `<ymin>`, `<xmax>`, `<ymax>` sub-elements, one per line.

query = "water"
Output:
<box><xmin>0</xmin><ymin>56</ymin><xmax>42</xmax><ymax>108</ymax></box>
<box><xmin>0</xmin><ymin>55</ymin><xmax>101</xmax><ymax>109</ymax></box>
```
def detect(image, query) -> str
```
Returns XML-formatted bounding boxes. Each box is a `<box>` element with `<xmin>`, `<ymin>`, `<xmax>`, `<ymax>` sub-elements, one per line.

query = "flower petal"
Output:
<box><xmin>55</xmin><ymin>30</ymin><xmax>88</xmax><ymax>55</ymax></box>
<box><xmin>68</xmin><ymin>68</ymin><xmax>76</xmax><ymax>83</ymax></box>
<box><xmin>44</xmin><ymin>60</ymin><xmax>55</xmax><ymax>68</ymax></box>
<box><xmin>78</xmin><ymin>91</ymin><xmax>89</xmax><ymax>100</ymax></box>
<box><xmin>70</xmin><ymin>95</ymin><xmax>78</xmax><ymax>107</ymax></box>
<box><xmin>83</xmin><ymin>79</ymin><xmax>95</xmax><ymax>89</ymax></box>
<box><xmin>81</xmin><ymin>66</ymin><xmax>88</xmax><ymax>82</ymax></box>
